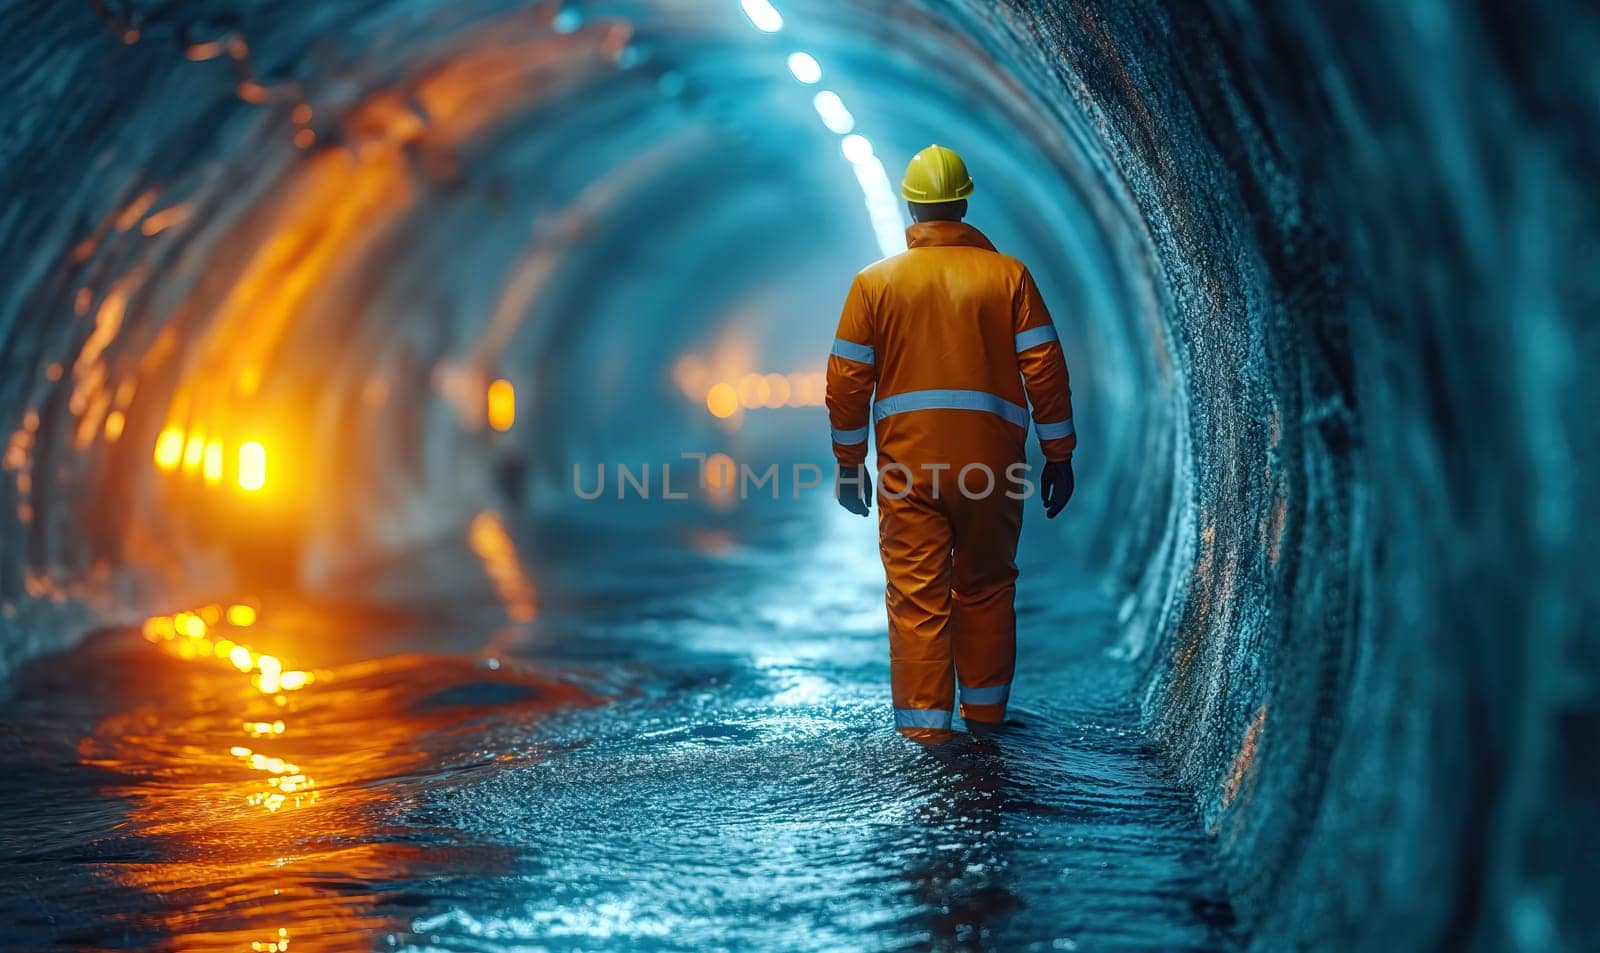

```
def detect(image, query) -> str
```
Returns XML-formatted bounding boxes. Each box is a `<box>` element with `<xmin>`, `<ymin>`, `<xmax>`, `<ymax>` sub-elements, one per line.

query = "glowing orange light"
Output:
<box><xmin>238</xmin><ymin>442</ymin><xmax>267</xmax><ymax>491</ymax></box>
<box><xmin>182</xmin><ymin>432</ymin><xmax>206</xmax><ymax>473</ymax></box>
<box><xmin>227</xmin><ymin>604</ymin><xmax>258</xmax><ymax>627</ymax></box>
<box><xmin>104</xmin><ymin>411</ymin><xmax>126</xmax><ymax>441</ymax></box>
<box><xmin>175</xmin><ymin>612</ymin><xmax>207</xmax><ymax>638</ymax></box>
<box><xmin>487</xmin><ymin>379</ymin><xmax>516</xmax><ymax>432</ymax></box>
<box><xmin>706</xmin><ymin>382</ymin><xmax>739</xmax><ymax>419</ymax></box>
<box><xmin>202</xmin><ymin>441</ymin><xmax>224</xmax><ymax>485</ymax></box>
<box><xmin>787</xmin><ymin>371</ymin><xmax>823</xmax><ymax>406</ymax></box>
<box><xmin>736</xmin><ymin>372</ymin><xmax>771</xmax><ymax>409</ymax></box>
<box><xmin>229</xmin><ymin>645</ymin><xmax>254</xmax><ymax>671</ymax></box>
<box><xmin>469</xmin><ymin>511</ymin><xmax>539</xmax><ymax>623</ymax></box>
<box><xmin>764</xmin><ymin>373</ymin><xmax>791</xmax><ymax>408</ymax></box>
<box><xmin>704</xmin><ymin>452</ymin><xmax>736</xmax><ymax>492</ymax></box>
<box><xmin>154</xmin><ymin>427</ymin><xmax>185</xmax><ymax>470</ymax></box>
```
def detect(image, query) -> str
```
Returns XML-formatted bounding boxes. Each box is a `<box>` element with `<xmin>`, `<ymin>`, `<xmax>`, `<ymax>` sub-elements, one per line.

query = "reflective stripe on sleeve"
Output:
<box><xmin>831</xmin><ymin>338</ymin><xmax>876</xmax><ymax>365</ymax></box>
<box><xmin>959</xmin><ymin>683</ymin><xmax>1010</xmax><ymax>706</ymax></box>
<box><xmin>1014</xmin><ymin>324</ymin><xmax>1059</xmax><ymax>353</ymax></box>
<box><xmin>1036</xmin><ymin>417</ymin><xmax>1075</xmax><ymax>441</ymax></box>
<box><xmin>831</xmin><ymin>425</ymin><xmax>869</xmax><ymax>445</ymax></box>
<box><xmin>894</xmin><ymin>708</ymin><xmax>953</xmax><ymax>730</ymax></box>
<box><xmin>873</xmin><ymin>389</ymin><xmax>1029</xmax><ymax>429</ymax></box>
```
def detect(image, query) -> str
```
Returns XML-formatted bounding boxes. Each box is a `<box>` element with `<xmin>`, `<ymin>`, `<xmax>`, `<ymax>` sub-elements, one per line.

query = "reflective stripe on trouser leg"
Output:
<box><xmin>895</xmin><ymin>708</ymin><xmax>953</xmax><ymax>731</ymax></box>
<box><xmin>879</xmin><ymin>478</ymin><xmax>956</xmax><ymax>739</ymax></box>
<box><xmin>950</xmin><ymin>483</ymin><xmax>1021</xmax><ymax>723</ymax></box>
<box><xmin>959</xmin><ymin>683</ymin><xmax>1010</xmax><ymax>706</ymax></box>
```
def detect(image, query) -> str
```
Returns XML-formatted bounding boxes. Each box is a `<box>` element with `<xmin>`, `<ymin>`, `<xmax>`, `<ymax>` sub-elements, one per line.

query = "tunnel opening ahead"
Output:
<box><xmin>1</xmin><ymin>1</ymin><xmax>1595</xmax><ymax>950</ymax></box>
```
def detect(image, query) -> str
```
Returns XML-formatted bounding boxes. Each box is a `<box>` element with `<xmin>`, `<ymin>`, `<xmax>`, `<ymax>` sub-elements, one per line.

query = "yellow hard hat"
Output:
<box><xmin>901</xmin><ymin>144</ymin><xmax>974</xmax><ymax>203</ymax></box>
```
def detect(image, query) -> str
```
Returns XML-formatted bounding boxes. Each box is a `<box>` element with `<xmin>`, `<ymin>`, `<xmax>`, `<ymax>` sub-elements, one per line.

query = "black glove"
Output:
<box><xmin>1041</xmin><ymin>459</ymin><xmax>1074</xmax><ymax>519</ymax></box>
<box><xmin>836</xmin><ymin>464</ymin><xmax>872</xmax><ymax>517</ymax></box>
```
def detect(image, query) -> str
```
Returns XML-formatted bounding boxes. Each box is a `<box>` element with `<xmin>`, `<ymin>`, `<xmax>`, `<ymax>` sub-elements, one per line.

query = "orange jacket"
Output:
<box><xmin>826</xmin><ymin>221</ymin><xmax>1075</xmax><ymax>471</ymax></box>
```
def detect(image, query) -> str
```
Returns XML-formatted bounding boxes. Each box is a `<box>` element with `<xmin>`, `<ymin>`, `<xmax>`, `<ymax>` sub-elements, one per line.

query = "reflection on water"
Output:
<box><xmin>0</xmin><ymin>518</ymin><xmax>1237</xmax><ymax>951</ymax></box>
<box><xmin>125</xmin><ymin>601</ymin><xmax>319</xmax><ymax>816</ymax></box>
<box><xmin>55</xmin><ymin>585</ymin><xmax>597</xmax><ymax>952</ymax></box>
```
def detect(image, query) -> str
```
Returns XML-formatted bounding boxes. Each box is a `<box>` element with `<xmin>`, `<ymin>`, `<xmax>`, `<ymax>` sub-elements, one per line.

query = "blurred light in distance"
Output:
<box><xmin>704</xmin><ymin>452</ymin><xmax>737</xmax><ymax>502</ymax></box>
<box><xmin>202</xmin><ymin>440</ymin><xmax>224</xmax><ymax>486</ymax></box>
<box><xmin>839</xmin><ymin>134</ymin><xmax>907</xmax><ymax>257</ymax></box>
<box><xmin>227</xmin><ymin>604</ymin><xmax>257</xmax><ymax>627</ymax></box>
<box><xmin>813</xmin><ymin>91</ymin><xmax>854</xmax><ymax>134</ymax></box>
<box><xmin>741</xmin><ymin>0</ymin><xmax>783</xmax><ymax>32</ymax></box>
<box><xmin>841</xmin><ymin>134</ymin><xmax>874</xmax><ymax>164</ymax></box>
<box><xmin>706</xmin><ymin>382</ymin><xmax>739</xmax><ymax>419</ymax></box>
<box><xmin>693</xmin><ymin>369</ymin><xmax>827</xmax><ymax>417</ymax></box>
<box><xmin>764</xmin><ymin>373</ymin><xmax>791</xmax><ymax>408</ymax></box>
<box><xmin>553</xmin><ymin>8</ymin><xmax>581</xmax><ymax>33</ymax></box>
<box><xmin>142</xmin><ymin>616</ymin><xmax>175</xmax><ymax>641</ymax></box>
<box><xmin>737</xmin><ymin>373</ymin><xmax>772</xmax><ymax>409</ymax></box>
<box><xmin>154</xmin><ymin>427</ymin><xmax>184</xmax><ymax>470</ymax></box>
<box><xmin>487</xmin><ymin>378</ymin><xmax>516</xmax><ymax>432</ymax></box>
<box><xmin>238</xmin><ymin>442</ymin><xmax>267</xmax><ymax>492</ymax></box>
<box><xmin>787</xmin><ymin>52</ymin><xmax>821</xmax><ymax>84</ymax></box>
<box><xmin>182</xmin><ymin>431</ymin><xmax>206</xmax><ymax>473</ymax></box>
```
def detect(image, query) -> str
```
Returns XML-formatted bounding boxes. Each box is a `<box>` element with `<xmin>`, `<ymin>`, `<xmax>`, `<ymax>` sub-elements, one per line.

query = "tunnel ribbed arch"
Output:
<box><xmin>0</xmin><ymin>1</ymin><xmax>1592</xmax><ymax>950</ymax></box>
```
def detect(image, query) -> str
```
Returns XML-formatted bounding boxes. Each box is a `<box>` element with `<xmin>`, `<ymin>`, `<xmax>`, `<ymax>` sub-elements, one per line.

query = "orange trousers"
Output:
<box><xmin>877</xmin><ymin>465</ymin><xmax>1022</xmax><ymax>742</ymax></box>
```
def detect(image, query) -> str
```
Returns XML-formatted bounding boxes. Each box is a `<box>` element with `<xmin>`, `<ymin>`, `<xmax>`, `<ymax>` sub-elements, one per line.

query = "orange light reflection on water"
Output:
<box><xmin>82</xmin><ymin>594</ymin><xmax>598</xmax><ymax>951</ymax></box>
<box><xmin>468</xmin><ymin>511</ymin><xmax>538</xmax><ymax>623</ymax></box>
<box><xmin>139</xmin><ymin>602</ymin><xmax>319</xmax><ymax>813</ymax></box>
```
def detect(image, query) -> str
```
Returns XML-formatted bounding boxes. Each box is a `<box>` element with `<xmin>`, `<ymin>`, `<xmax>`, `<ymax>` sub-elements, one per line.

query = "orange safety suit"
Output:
<box><xmin>826</xmin><ymin>220</ymin><xmax>1076</xmax><ymax>742</ymax></box>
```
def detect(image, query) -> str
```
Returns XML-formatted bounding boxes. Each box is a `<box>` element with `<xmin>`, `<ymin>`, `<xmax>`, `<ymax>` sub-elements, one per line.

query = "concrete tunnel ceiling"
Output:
<box><xmin>0</xmin><ymin>0</ymin><xmax>1593</xmax><ymax>950</ymax></box>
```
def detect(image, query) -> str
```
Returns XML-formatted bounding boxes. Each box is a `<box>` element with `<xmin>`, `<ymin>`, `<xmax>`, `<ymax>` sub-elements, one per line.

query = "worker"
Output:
<box><xmin>826</xmin><ymin>144</ymin><xmax>1076</xmax><ymax>743</ymax></box>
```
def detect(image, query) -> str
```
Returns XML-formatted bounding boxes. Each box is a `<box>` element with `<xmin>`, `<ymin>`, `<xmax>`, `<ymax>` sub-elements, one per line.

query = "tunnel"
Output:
<box><xmin>0</xmin><ymin>0</ymin><xmax>1594</xmax><ymax>950</ymax></box>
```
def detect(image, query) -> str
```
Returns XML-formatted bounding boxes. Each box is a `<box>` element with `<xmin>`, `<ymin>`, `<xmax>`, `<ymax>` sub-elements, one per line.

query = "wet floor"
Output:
<box><xmin>0</xmin><ymin>507</ymin><xmax>1238</xmax><ymax>952</ymax></box>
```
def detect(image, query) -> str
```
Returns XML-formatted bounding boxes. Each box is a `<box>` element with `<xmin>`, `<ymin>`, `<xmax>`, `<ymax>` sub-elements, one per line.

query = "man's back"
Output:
<box><xmin>828</xmin><ymin>220</ymin><xmax>1075</xmax><ymax>474</ymax></box>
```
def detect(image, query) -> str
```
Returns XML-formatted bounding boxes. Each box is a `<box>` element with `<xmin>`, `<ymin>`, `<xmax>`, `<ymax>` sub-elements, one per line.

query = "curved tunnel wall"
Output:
<box><xmin>0</xmin><ymin>1</ymin><xmax>1594</xmax><ymax>949</ymax></box>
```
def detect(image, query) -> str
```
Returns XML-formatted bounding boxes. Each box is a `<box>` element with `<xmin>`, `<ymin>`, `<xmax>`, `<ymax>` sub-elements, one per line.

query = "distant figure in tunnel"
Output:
<box><xmin>826</xmin><ymin>145</ymin><xmax>1077</xmax><ymax>744</ymax></box>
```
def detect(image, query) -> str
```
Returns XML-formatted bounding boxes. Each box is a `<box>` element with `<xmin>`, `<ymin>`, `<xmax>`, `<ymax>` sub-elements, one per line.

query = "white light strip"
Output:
<box><xmin>744</xmin><ymin>8</ymin><xmax>906</xmax><ymax>260</ymax></box>
<box><xmin>841</xmin><ymin>135</ymin><xmax>907</xmax><ymax>257</ymax></box>
<box><xmin>787</xmin><ymin>52</ymin><xmax>821</xmax><ymax>84</ymax></box>
<box><xmin>812</xmin><ymin>90</ymin><xmax>855</xmax><ymax>134</ymax></box>
<box><xmin>741</xmin><ymin>0</ymin><xmax>784</xmax><ymax>32</ymax></box>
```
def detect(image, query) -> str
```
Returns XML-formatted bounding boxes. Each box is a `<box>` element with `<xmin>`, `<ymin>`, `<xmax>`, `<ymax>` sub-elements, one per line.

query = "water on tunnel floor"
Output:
<box><xmin>0</xmin><ymin>505</ymin><xmax>1237</xmax><ymax>952</ymax></box>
